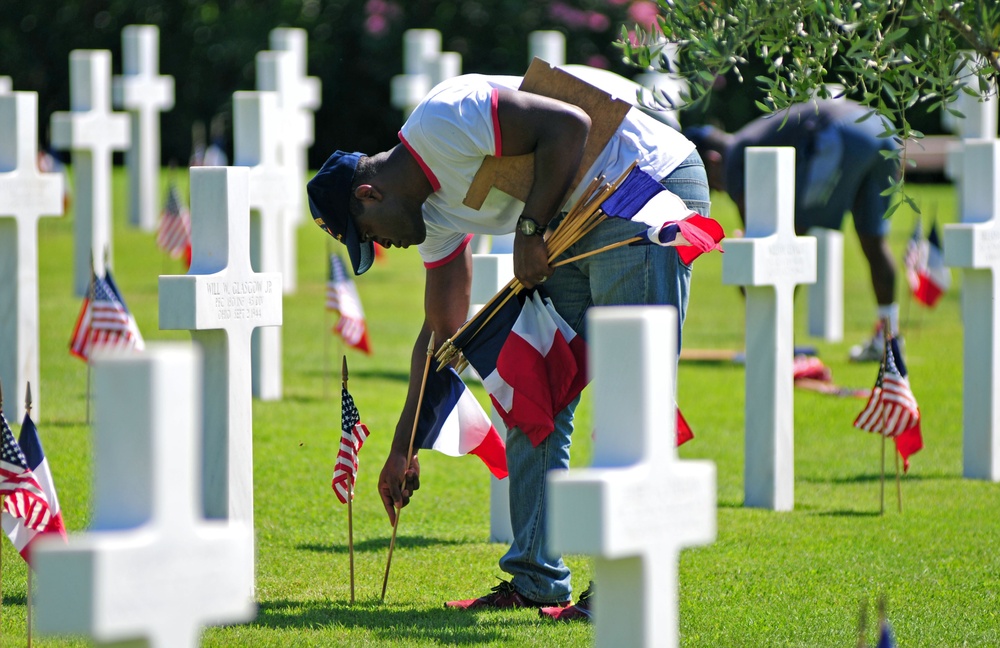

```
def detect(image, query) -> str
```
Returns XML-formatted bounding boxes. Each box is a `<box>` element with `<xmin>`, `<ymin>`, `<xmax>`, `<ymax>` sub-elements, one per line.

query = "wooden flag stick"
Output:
<box><xmin>24</xmin><ymin>384</ymin><xmax>31</xmax><ymax>648</ymax></box>
<box><xmin>0</xmin><ymin>378</ymin><xmax>4</xmax><ymax>643</ymax></box>
<box><xmin>341</xmin><ymin>356</ymin><xmax>356</xmax><ymax>604</ymax></box>
<box><xmin>895</xmin><ymin>445</ymin><xmax>903</xmax><ymax>514</ymax></box>
<box><xmin>554</xmin><ymin>236</ymin><xmax>642</xmax><ymax>268</ymax></box>
<box><xmin>880</xmin><ymin>435</ymin><xmax>886</xmax><ymax>516</ymax></box>
<box><xmin>381</xmin><ymin>333</ymin><xmax>435</xmax><ymax>602</ymax></box>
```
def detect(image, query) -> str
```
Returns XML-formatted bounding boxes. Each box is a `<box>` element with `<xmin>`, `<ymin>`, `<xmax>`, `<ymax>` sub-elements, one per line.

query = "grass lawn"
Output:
<box><xmin>0</xmin><ymin>168</ymin><xmax>996</xmax><ymax>647</ymax></box>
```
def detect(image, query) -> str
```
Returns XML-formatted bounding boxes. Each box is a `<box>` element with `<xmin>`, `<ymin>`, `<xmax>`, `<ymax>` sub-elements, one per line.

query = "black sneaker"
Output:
<box><xmin>445</xmin><ymin>579</ymin><xmax>569</xmax><ymax>611</ymax></box>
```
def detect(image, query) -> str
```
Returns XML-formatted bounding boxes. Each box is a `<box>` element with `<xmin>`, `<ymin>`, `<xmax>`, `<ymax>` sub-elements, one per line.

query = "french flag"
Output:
<box><xmin>2</xmin><ymin>414</ymin><xmax>66</xmax><ymax>562</ymax></box>
<box><xmin>416</xmin><ymin>366</ymin><xmax>508</xmax><ymax>479</ymax></box>
<box><xmin>601</xmin><ymin>165</ymin><xmax>725</xmax><ymax>264</ymax></box>
<box><xmin>913</xmin><ymin>222</ymin><xmax>950</xmax><ymax>307</ymax></box>
<box><xmin>460</xmin><ymin>289</ymin><xmax>588</xmax><ymax>447</ymax></box>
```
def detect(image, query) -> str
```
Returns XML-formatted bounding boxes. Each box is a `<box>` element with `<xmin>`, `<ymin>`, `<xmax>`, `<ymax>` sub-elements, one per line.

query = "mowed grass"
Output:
<box><xmin>1</xmin><ymin>168</ymin><xmax>996</xmax><ymax>647</ymax></box>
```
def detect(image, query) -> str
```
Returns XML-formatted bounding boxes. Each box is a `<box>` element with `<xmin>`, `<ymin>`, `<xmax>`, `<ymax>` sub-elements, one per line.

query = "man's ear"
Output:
<box><xmin>354</xmin><ymin>184</ymin><xmax>382</xmax><ymax>202</ymax></box>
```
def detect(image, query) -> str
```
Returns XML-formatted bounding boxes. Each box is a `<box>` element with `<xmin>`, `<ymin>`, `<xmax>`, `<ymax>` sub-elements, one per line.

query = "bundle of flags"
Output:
<box><xmin>327</xmin><ymin>254</ymin><xmax>371</xmax><ymax>354</ymax></box>
<box><xmin>0</xmin><ymin>410</ymin><xmax>65</xmax><ymax>562</ymax></box>
<box><xmin>331</xmin><ymin>385</ymin><xmax>371</xmax><ymax>504</ymax></box>
<box><xmin>415</xmin><ymin>365</ymin><xmax>508</xmax><ymax>478</ymax></box>
<box><xmin>156</xmin><ymin>182</ymin><xmax>192</xmax><ymax>269</ymax></box>
<box><xmin>853</xmin><ymin>329</ymin><xmax>923</xmax><ymax>471</ymax></box>
<box><xmin>69</xmin><ymin>268</ymin><xmax>145</xmax><ymax>361</ymax></box>
<box><xmin>432</xmin><ymin>163</ymin><xmax>722</xmax><ymax>448</ymax></box>
<box><xmin>903</xmin><ymin>218</ymin><xmax>950</xmax><ymax>307</ymax></box>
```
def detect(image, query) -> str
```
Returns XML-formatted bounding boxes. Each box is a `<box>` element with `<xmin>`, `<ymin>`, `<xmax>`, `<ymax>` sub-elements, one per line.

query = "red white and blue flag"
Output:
<box><xmin>854</xmin><ymin>335</ymin><xmax>923</xmax><ymax>471</ymax></box>
<box><xmin>458</xmin><ymin>289</ymin><xmax>588</xmax><ymax>447</ymax></box>
<box><xmin>905</xmin><ymin>219</ymin><xmax>950</xmax><ymax>308</ymax></box>
<box><xmin>156</xmin><ymin>182</ymin><xmax>192</xmax><ymax>268</ymax></box>
<box><xmin>0</xmin><ymin>413</ymin><xmax>54</xmax><ymax>547</ymax></box>
<box><xmin>69</xmin><ymin>269</ymin><xmax>145</xmax><ymax>362</ymax></box>
<box><xmin>1</xmin><ymin>412</ymin><xmax>66</xmax><ymax>562</ymax></box>
<box><xmin>332</xmin><ymin>385</ymin><xmax>370</xmax><ymax>504</ymax></box>
<box><xmin>416</xmin><ymin>366</ymin><xmax>508</xmax><ymax>478</ymax></box>
<box><xmin>600</xmin><ymin>165</ymin><xmax>724</xmax><ymax>263</ymax></box>
<box><xmin>327</xmin><ymin>254</ymin><xmax>371</xmax><ymax>354</ymax></box>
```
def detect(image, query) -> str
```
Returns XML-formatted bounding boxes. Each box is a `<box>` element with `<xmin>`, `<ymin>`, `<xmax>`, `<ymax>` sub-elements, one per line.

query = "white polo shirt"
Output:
<box><xmin>400</xmin><ymin>73</ymin><xmax>694</xmax><ymax>267</ymax></box>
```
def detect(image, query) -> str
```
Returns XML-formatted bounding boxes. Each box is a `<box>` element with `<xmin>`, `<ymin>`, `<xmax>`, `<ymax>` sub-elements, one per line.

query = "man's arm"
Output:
<box><xmin>494</xmin><ymin>88</ymin><xmax>592</xmax><ymax>288</ymax></box>
<box><xmin>377</xmin><ymin>246</ymin><xmax>473</xmax><ymax>524</ymax></box>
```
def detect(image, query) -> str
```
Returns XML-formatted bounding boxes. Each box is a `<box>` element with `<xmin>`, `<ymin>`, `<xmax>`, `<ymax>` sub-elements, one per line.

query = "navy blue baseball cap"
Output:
<box><xmin>307</xmin><ymin>150</ymin><xmax>375</xmax><ymax>276</ymax></box>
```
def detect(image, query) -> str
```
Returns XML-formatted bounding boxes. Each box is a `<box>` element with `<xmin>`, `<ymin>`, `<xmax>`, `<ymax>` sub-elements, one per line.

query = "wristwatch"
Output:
<box><xmin>516</xmin><ymin>216</ymin><xmax>546</xmax><ymax>237</ymax></box>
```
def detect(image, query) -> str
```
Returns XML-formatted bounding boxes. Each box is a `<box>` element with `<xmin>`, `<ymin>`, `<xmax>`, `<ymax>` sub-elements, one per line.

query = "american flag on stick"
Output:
<box><xmin>332</xmin><ymin>384</ymin><xmax>371</xmax><ymax>504</ymax></box>
<box><xmin>69</xmin><ymin>269</ymin><xmax>145</xmax><ymax>362</ymax></box>
<box><xmin>0</xmin><ymin>412</ymin><xmax>53</xmax><ymax>535</ymax></box>
<box><xmin>327</xmin><ymin>254</ymin><xmax>371</xmax><ymax>354</ymax></box>
<box><xmin>156</xmin><ymin>182</ymin><xmax>192</xmax><ymax>264</ymax></box>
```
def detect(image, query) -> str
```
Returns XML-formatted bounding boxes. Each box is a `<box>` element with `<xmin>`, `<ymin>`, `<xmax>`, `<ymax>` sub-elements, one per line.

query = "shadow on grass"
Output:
<box><xmin>801</xmin><ymin>473</ymin><xmax>944</xmax><ymax>485</ymax></box>
<box><xmin>252</xmin><ymin>597</ymin><xmax>541</xmax><ymax>644</ymax></box>
<box><xmin>811</xmin><ymin>509</ymin><xmax>884</xmax><ymax>517</ymax></box>
<box><xmin>299</xmin><ymin>535</ymin><xmax>472</xmax><ymax>555</ymax></box>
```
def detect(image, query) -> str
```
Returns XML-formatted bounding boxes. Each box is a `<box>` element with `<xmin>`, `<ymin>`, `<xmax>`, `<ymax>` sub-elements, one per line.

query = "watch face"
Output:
<box><xmin>518</xmin><ymin>217</ymin><xmax>538</xmax><ymax>235</ymax></box>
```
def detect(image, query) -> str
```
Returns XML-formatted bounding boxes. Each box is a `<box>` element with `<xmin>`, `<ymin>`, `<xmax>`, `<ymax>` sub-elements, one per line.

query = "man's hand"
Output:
<box><xmin>378</xmin><ymin>451</ymin><xmax>421</xmax><ymax>525</ymax></box>
<box><xmin>513</xmin><ymin>233</ymin><xmax>553</xmax><ymax>289</ymax></box>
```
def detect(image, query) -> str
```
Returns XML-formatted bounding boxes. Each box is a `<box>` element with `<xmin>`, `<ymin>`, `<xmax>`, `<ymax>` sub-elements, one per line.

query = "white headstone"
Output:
<box><xmin>806</xmin><ymin>227</ymin><xmax>844</xmax><ymax>342</ymax></box>
<box><xmin>267</xmin><ymin>26</ymin><xmax>321</xmax><ymax>230</ymax></box>
<box><xmin>722</xmin><ymin>147</ymin><xmax>817</xmax><ymax>511</ymax></box>
<box><xmin>549</xmin><ymin>306</ymin><xmax>716</xmax><ymax>648</ymax></box>
<box><xmin>391</xmin><ymin>29</ymin><xmax>462</xmax><ymax>118</ymax></box>
<box><xmin>159</xmin><ymin>167</ymin><xmax>282</xmax><ymax>583</ymax></box>
<box><xmin>528</xmin><ymin>31</ymin><xmax>566</xmax><ymax>66</ymax></box>
<box><xmin>33</xmin><ymin>343</ymin><xmax>255</xmax><ymax>647</ymax></box>
<box><xmin>51</xmin><ymin>50</ymin><xmax>130</xmax><ymax>296</ymax></box>
<box><xmin>0</xmin><ymin>92</ymin><xmax>63</xmax><ymax>422</ymax></box>
<box><xmin>470</xmin><ymin>254</ymin><xmax>515</xmax><ymax>544</ymax></box>
<box><xmin>943</xmin><ymin>51</ymin><xmax>998</xmax><ymax>183</ymax></box>
<box><xmin>256</xmin><ymin>49</ymin><xmax>309</xmax><ymax>294</ymax></box>
<box><xmin>234</xmin><ymin>91</ymin><xmax>292</xmax><ymax>401</ymax></box>
<box><xmin>0</xmin><ymin>77</ymin><xmax>12</xmax><ymax>93</ymax></box>
<box><xmin>943</xmin><ymin>140</ymin><xmax>1000</xmax><ymax>481</ymax></box>
<box><xmin>113</xmin><ymin>25</ymin><xmax>175</xmax><ymax>232</ymax></box>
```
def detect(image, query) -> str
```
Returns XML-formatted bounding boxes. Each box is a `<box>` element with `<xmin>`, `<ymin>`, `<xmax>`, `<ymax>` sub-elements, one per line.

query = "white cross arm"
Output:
<box><xmin>549</xmin><ymin>461</ymin><xmax>716</xmax><ymax>558</ymax></box>
<box><xmin>722</xmin><ymin>236</ymin><xmax>818</xmax><ymax>287</ymax></box>
<box><xmin>50</xmin><ymin>110</ymin><xmax>130</xmax><ymax>151</ymax></box>
<box><xmin>34</xmin><ymin>526</ymin><xmax>254</xmax><ymax>641</ymax></box>
<box><xmin>114</xmin><ymin>75</ymin><xmax>175</xmax><ymax>111</ymax></box>
<box><xmin>160</xmin><ymin>272</ymin><xmax>282</xmax><ymax>331</ymax></box>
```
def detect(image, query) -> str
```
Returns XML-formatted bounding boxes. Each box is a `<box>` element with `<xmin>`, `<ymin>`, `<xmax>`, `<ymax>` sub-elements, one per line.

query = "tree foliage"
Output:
<box><xmin>620</xmin><ymin>0</ymin><xmax>1000</xmax><ymax>211</ymax></box>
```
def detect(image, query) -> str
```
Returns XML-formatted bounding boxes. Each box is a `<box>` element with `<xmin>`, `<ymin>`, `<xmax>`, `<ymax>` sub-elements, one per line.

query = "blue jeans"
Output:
<box><xmin>498</xmin><ymin>151</ymin><xmax>711</xmax><ymax>602</ymax></box>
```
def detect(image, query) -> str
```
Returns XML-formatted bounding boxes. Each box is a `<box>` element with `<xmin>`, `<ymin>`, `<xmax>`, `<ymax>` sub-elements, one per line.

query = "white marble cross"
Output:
<box><xmin>159</xmin><ymin>167</ymin><xmax>282</xmax><ymax>578</ymax></box>
<box><xmin>113</xmin><ymin>25</ymin><xmax>175</xmax><ymax>232</ymax></box>
<box><xmin>267</xmin><ymin>27</ymin><xmax>321</xmax><ymax>225</ymax></box>
<box><xmin>0</xmin><ymin>92</ymin><xmax>63</xmax><ymax>422</ymax></box>
<box><xmin>944</xmin><ymin>140</ymin><xmax>1000</xmax><ymax>481</ymax></box>
<box><xmin>33</xmin><ymin>343</ymin><xmax>255</xmax><ymax>647</ymax></box>
<box><xmin>391</xmin><ymin>29</ymin><xmax>461</xmax><ymax>118</ymax></box>
<box><xmin>470</xmin><ymin>254</ymin><xmax>515</xmax><ymax>544</ymax></box>
<box><xmin>255</xmin><ymin>49</ymin><xmax>310</xmax><ymax>294</ymax></box>
<box><xmin>549</xmin><ymin>306</ymin><xmax>716</xmax><ymax>648</ymax></box>
<box><xmin>234</xmin><ymin>91</ymin><xmax>292</xmax><ymax>402</ymax></box>
<box><xmin>51</xmin><ymin>49</ymin><xmax>130</xmax><ymax>296</ymax></box>
<box><xmin>722</xmin><ymin>147</ymin><xmax>817</xmax><ymax>511</ymax></box>
<box><xmin>806</xmin><ymin>227</ymin><xmax>844</xmax><ymax>342</ymax></box>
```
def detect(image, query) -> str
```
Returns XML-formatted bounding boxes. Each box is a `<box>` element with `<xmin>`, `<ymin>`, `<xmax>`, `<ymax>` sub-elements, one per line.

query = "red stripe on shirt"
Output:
<box><xmin>491</xmin><ymin>88</ymin><xmax>502</xmax><ymax>156</ymax></box>
<box><xmin>425</xmin><ymin>234</ymin><xmax>474</xmax><ymax>269</ymax></box>
<box><xmin>398</xmin><ymin>132</ymin><xmax>441</xmax><ymax>191</ymax></box>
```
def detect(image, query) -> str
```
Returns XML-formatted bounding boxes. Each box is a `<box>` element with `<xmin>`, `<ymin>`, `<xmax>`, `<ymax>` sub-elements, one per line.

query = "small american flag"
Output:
<box><xmin>70</xmin><ymin>269</ymin><xmax>145</xmax><ymax>361</ymax></box>
<box><xmin>854</xmin><ymin>334</ymin><xmax>920</xmax><ymax>438</ymax></box>
<box><xmin>0</xmin><ymin>413</ymin><xmax>52</xmax><ymax>533</ymax></box>
<box><xmin>156</xmin><ymin>183</ymin><xmax>192</xmax><ymax>261</ymax></box>
<box><xmin>327</xmin><ymin>254</ymin><xmax>371</xmax><ymax>354</ymax></box>
<box><xmin>332</xmin><ymin>386</ymin><xmax>370</xmax><ymax>504</ymax></box>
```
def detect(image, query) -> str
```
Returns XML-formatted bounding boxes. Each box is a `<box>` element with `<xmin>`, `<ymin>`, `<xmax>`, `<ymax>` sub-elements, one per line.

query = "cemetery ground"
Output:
<box><xmin>3</xmin><ymin>169</ymin><xmax>998</xmax><ymax>647</ymax></box>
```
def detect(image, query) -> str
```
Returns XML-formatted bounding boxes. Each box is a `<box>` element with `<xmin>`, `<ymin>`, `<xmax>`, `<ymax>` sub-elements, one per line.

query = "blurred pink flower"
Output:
<box><xmin>365</xmin><ymin>14</ymin><xmax>388</xmax><ymax>36</ymax></box>
<box><xmin>586</xmin><ymin>54</ymin><xmax>610</xmax><ymax>69</ymax></box>
<box><xmin>588</xmin><ymin>11</ymin><xmax>611</xmax><ymax>31</ymax></box>
<box><xmin>627</xmin><ymin>0</ymin><xmax>660</xmax><ymax>30</ymax></box>
<box><xmin>550</xmin><ymin>2</ymin><xmax>612</xmax><ymax>31</ymax></box>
